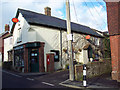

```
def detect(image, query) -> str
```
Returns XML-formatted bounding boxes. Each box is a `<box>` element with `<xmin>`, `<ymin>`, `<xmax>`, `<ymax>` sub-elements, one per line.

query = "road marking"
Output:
<box><xmin>2</xmin><ymin>70</ymin><xmax>22</xmax><ymax>78</ymax></box>
<box><xmin>59</xmin><ymin>79</ymin><xmax>69</xmax><ymax>84</ymax></box>
<box><xmin>26</xmin><ymin>78</ymin><xmax>34</xmax><ymax>81</ymax></box>
<box><xmin>42</xmin><ymin>82</ymin><xmax>55</xmax><ymax>86</ymax></box>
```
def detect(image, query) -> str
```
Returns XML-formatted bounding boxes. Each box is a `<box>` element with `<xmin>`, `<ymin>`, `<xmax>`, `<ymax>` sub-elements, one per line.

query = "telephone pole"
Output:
<box><xmin>66</xmin><ymin>0</ymin><xmax>74</xmax><ymax>81</ymax></box>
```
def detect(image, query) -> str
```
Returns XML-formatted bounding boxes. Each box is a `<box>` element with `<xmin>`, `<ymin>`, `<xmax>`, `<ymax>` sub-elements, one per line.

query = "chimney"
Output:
<box><xmin>5</xmin><ymin>24</ymin><xmax>10</xmax><ymax>32</ymax></box>
<box><xmin>44</xmin><ymin>7</ymin><xmax>51</xmax><ymax>16</ymax></box>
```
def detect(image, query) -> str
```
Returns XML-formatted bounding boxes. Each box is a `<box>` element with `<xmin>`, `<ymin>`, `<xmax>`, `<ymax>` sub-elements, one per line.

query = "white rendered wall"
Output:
<box><xmin>13</xmin><ymin>13</ymin><xmax>30</xmax><ymax>47</ymax></box>
<box><xmin>31</xmin><ymin>25</ymin><xmax>61</xmax><ymax>71</ymax></box>
<box><xmin>4</xmin><ymin>36</ymin><xmax>13</xmax><ymax>61</ymax></box>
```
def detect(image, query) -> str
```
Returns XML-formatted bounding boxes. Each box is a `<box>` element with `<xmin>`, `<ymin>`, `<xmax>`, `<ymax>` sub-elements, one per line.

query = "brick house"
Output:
<box><xmin>10</xmin><ymin>7</ymin><xmax>103</xmax><ymax>73</ymax></box>
<box><xmin>0</xmin><ymin>24</ymin><xmax>10</xmax><ymax>62</ymax></box>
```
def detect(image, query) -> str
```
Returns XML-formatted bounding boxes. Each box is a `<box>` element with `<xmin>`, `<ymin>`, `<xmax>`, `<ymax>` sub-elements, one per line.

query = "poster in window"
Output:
<box><xmin>31</xmin><ymin>53</ymin><xmax>34</xmax><ymax>56</ymax></box>
<box><xmin>35</xmin><ymin>53</ymin><xmax>37</xmax><ymax>56</ymax></box>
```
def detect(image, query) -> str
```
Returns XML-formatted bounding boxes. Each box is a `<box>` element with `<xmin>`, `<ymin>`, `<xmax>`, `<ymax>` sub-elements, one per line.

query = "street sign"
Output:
<box><xmin>12</xmin><ymin>18</ymin><xmax>19</xmax><ymax>23</ymax></box>
<box><xmin>67</xmin><ymin>34</ymin><xmax>72</xmax><ymax>41</ymax></box>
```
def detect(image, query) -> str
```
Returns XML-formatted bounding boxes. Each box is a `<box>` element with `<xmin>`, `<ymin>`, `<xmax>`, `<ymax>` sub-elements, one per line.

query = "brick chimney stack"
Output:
<box><xmin>105</xmin><ymin>0</ymin><xmax>120</xmax><ymax>82</ymax></box>
<box><xmin>44</xmin><ymin>7</ymin><xmax>51</xmax><ymax>16</ymax></box>
<box><xmin>5</xmin><ymin>24</ymin><xmax>10</xmax><ymax>32</ymax></box>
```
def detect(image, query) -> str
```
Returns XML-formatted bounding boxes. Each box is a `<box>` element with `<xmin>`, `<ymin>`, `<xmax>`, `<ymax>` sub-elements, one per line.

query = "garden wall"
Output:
<box><xmin>75</xmin><ymin>59</ymin><xmax>112</xmax><ymax>81</ymax></box>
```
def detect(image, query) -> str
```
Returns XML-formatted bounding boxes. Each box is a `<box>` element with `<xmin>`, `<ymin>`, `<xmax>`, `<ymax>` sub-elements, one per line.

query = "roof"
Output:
<box><xmin>0</xmin><ymin>31</ymin><xmax>9</xmax><ymax>38</ymax></box>
<box><xmin>11</xmin><ymin>8</ymin><xmax>103</xmax><ymax>38</ymax></box>
<box><xmin>3</xmin><ymin>33</ymin><xmax>12</xmax><ymax>39</ymax></box>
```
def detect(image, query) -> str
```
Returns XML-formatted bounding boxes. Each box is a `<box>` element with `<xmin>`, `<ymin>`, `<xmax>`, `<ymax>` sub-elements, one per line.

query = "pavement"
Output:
<box><xmin>59</xmin><ymin>73</ymin><xmax>120</xmax><ymax>89</ymax></box>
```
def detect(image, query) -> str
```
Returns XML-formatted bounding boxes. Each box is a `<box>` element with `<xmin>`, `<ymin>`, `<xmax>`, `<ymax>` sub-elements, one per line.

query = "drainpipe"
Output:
<box><xmin>60</xmin><ymin>28</ymin><xmax>63</xmax><ymax>68</ymax></box>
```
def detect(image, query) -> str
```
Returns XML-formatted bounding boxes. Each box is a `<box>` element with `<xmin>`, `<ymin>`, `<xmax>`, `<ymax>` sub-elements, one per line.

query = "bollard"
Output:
<box><xmin>83</xmin><ymin>64</ymin><xmax>87</xmax><ymax>87</ymax></box>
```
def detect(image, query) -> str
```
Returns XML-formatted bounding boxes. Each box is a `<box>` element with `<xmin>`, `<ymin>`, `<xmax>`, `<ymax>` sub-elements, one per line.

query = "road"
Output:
<box><xmin>2</xmin><ymin>69</ymin><xmax>71</xmax><ymax>88</ymax></box>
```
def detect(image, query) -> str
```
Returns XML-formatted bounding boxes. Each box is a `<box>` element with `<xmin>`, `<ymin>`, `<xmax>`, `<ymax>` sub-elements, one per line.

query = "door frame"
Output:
<box><xmin>28</xmin><ymin>48</ymin><xmax>39</xmax><ymax>72</ymax></box>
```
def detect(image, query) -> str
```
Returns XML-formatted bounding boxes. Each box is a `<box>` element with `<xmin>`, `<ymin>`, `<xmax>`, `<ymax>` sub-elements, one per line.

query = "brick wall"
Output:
<box><xmin>39</xmin><ymin>42</ymin><xmax>45</xmax><ymax>72</ymax></box>
<box><xmin>106</xmin><ymin>1</ymin><xmax>120</xmax><ymax>81</ymax></box>
<box><xmin>23</xmin><ymin>45</ymin><xmax>28</xmax><ymax>73</ymax></box>
<box><xmin>106</xmin><ymin>2</ymin><xmax>120</xmax><ymax>35</ymax></box>
<box><xmin>110</xmin><ymin>35</ymin><xmax>120</xmax><ymax>80</ymax></box>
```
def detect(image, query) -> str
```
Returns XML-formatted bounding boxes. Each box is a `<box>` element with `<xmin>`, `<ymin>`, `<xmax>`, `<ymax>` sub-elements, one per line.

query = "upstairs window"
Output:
<box><xmin>17</xmin><ymin>27</ymin><xmax>22</xmax><ymax>43</ymax></box>
<box><xmin>94</xmin><ymin>38</ymin><xmax>99</xmax><ymax>46</ymax></box>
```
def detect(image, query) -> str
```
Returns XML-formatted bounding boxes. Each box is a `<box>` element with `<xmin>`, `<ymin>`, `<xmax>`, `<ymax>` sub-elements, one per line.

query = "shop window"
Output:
<box><xmin>14</xmin><ymin>49</ymin><xmax>24</xmax><ymax>67</ymax></box>
<box><xmin>50</xmin><ymin>50</ymin><xmax>59</xmax><ymax>62</ymax></box>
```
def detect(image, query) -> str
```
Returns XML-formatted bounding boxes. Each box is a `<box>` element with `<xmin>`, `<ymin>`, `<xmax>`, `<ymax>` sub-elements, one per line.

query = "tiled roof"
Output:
<box><xmin>12</xmin><ymin>8</ymin><xmax>103</xmax><ymax>38</ymax></box>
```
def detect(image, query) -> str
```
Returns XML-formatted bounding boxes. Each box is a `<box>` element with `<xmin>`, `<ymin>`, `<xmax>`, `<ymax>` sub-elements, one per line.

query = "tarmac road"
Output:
<box><xmin>2</xmin><ymin>69</ymin><xmax>71</xmax><ymax>89</ymax></box>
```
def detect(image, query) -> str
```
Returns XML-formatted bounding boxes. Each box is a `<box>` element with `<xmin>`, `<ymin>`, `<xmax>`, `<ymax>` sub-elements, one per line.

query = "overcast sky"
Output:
<box><xmin>0</xmin><ymin>0</ymin><xmax>107</xmax><ymax>34</ymax></box>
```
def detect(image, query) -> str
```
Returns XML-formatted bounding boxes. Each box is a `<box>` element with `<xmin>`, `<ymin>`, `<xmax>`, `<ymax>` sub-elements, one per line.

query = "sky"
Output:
<box><xmin>0</xmin><ymin>0</ymin><xmax>108</xmax><ymax>34</ymax></box>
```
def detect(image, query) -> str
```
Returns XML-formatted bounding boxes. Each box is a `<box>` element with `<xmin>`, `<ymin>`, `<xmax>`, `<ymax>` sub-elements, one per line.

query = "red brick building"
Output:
<box><xmin>105</xmin><ymin>0</ymin><xmax>120</xmax><ymax>82</ymax></box>
<box><xmin>0</xmin><ymin>24</ymin><xmax>10</xmax><ymax>62</ymax></box>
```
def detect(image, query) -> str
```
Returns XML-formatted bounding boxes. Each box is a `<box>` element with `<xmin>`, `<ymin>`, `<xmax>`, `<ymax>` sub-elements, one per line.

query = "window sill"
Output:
<box><xmin>17</xmin><ymin>41</ymin><xmax>22</xmax><ymax>43</ymax></box>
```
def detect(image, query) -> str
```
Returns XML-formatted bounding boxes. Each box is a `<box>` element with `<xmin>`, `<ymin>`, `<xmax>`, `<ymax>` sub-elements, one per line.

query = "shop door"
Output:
<box><xmin>29</xmin><ymin>49</ymin><xmax>39</xmax><ymax>72</ymax></box>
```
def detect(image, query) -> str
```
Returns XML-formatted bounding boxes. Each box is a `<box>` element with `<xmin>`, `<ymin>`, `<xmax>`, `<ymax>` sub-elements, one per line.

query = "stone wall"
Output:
<box><xmin>75</xmin><ymin>59</ymin><xmax>112</xmax><ymax>81</ymax></box>
<box><xmin>62</xmin><ymin>31</ymin><xmax>103</xmax><ymax>69</ymax></box>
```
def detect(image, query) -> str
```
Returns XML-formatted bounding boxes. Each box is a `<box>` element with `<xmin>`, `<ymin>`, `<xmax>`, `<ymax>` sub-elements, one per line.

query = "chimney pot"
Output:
<box><xmin>44</xmin><ymin>7</ymin><xmax>51</xmax><ymax>16</ymax></box>
<box><xmin>5</xmin><ymin>24</ymin><xmax>10</xmax><ymax>32</ymax></box>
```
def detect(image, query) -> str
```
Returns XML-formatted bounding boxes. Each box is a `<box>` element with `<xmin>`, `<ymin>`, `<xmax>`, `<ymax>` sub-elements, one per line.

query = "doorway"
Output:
<box><xmin>87</xmin><ymin>45</ymin><xmax>93</xmax><ymax>61</ymax></box>
<box><xmin>29</xmin><ymin>48</ymin><xmax>39</xmax><ymax>72</ymax></box>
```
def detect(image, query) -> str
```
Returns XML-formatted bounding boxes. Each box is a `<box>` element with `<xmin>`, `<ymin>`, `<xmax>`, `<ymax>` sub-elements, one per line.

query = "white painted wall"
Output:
<box><xmin>31</xmin><ymin>25</ymin><xmax>61</xmax><ymax>71</ymax></box>
<box><xmin>13</xmin><ymin>13</ymin><xmax>30</xmax><ymax>47</ymax></box>
<box><xmin>79</xmin><ymin>50</ymin><xmax>89</xmax><ymax>64</ymax></box>
<box><xmin>4</xmin><ymin>36</ymin><xmax>13</xmax><ymax>61</ymax></box>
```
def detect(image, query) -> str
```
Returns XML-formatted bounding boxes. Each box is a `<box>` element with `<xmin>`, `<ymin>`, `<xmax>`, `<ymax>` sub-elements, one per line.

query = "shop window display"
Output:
<box><xmin>14</xmin><ymin>49</ymin><xmax>24</xmax><ymax>68</ymax></box>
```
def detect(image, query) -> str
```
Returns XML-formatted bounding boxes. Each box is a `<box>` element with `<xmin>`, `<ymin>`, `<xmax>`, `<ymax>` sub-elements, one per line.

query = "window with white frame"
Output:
<box><xmin>17</xmin><ymin>23</ymin><xmax>22</xmax><ymax>43</ymax></box>
<box><xmin>17</xmin><ymin>27</ymin><xmax>22</xmax><ymax>42</ymax></box>
<box><xmin>94</xmin><ymin>38</ymin><xmax>99</xmax><ymax>45</ymax></box>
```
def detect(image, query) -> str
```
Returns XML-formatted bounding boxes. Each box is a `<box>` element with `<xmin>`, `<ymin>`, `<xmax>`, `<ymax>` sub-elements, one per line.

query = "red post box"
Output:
<box><xmin>46</xmin><ymin>53</ymin><xmax>54</xmax><ymax>72</ymax></box>
<box><xmin>47</xmin><ymin>55</ymin><xmax>50</xmax><ymax>65</ymax></box>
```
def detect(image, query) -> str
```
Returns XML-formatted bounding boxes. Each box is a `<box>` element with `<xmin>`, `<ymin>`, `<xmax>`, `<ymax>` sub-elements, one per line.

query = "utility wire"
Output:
<box><xmin>72</xmin><ymin>0</ymin><xmax>78</xmax><ymax>22</ymax></box>
<box><xmin>96</xmin><ymin>0</ymin><xmax>106</xmax><ymax>11</ymax></box>
<box><xmin>90</xmin><ymin>0</ymin><xmax>106</xmax><ymax>25</ymax></box>
<box><xmin>83</xmin><ymin>0</ymin><xmax>103</xmax><ymax>30</ymax></box>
